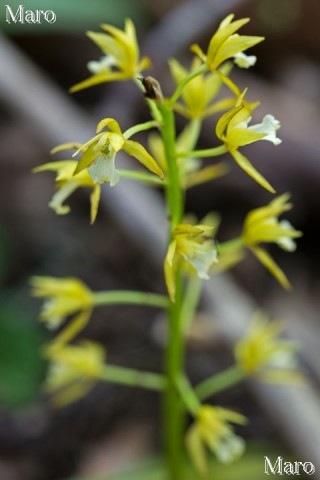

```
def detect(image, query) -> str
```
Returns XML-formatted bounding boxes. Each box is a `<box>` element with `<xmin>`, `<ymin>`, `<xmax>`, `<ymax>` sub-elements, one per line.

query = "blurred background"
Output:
<box><xmin>0</xmin><ymin>0</ymin><xmax>320</xmax><ymax>478</ymax></box>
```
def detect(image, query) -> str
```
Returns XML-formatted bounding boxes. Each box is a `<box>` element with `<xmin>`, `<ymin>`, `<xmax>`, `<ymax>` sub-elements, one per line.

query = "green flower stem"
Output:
<box><xmin>160</xmin><ymin>103</ymin><xmax>183</xmax><ymax>231</ymax></box>
<box><xmin>100</xmin><ymin>365</ymin><xmax>167</xmax><ymax>391</ymax></box>
<box><xmin>169</xmin><ymin>64</ymin><xmax>206</xmax><ymax>106</ymax></box>
<box><xmin>160</xmin><ymin>102</ymin><xmax>185</xmax><ymax>480</ymax></box>
<box><xmin>180</xmin><ymin>277</ymin><xmax>202</xmax><ymax>335</ymax></box>
<box><xmin>93</xmin><ymin>291</ymin><xmax>169</xmax><ymax>309</ymax></box>
<box><xmin>195</xmin><ymin>365</ymin><xmax>246</xmax><ymax>401</ymax></box>
<box><xmin>176</xmin><ymin>374</ymin><xmax>200</xmax><ymax>416</ymax></box>
<box><xmin>164</xmin><ymin>270</ymin><xmax>185</xmax><ymax>480</ymax></box>
<box><xmin>124</xmin><ymin>120</ymin><xmax>161</xmax><ymax>139</ymax></box>
<box><xmin>177</xmin><ymin>144</ymin><xmax>228</xmax><ymax>158</ymax></box>
<box><xmin>218</xmin><ymin>237</ymin><xmax>244</xmax><ymax>255</ymax></box>
<box><xmin>119</xmin><ymin>169</ymin><xmax>166</xmax><ymax>187</ymax></box>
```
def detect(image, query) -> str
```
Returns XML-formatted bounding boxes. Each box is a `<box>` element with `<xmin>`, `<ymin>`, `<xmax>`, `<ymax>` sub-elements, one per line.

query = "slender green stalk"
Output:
<box><xmin>100</xmin><ymin>365</ymin><xmax>167</xmax><ymax>391</ymax></box>
<box><xmin>119</xmin><ymin>169</ymin><xmax>166</xmax><ymax>187</ymax></box>
<box><xmin>218</xmin><ymin>237</ymin><xmax>244</xmax><ymax>255</ymax></box>
<box><xmin>160</xmin><ymin>102</ymin><xmax>186</xmax><ymax>480</ymax></box>
<box><xmin>124</xmin><ymin>120</ymin><xmax>161</xmax><ymax>139</ymax></box>
<box><xmin>180</xmin><ymin>277</ymin><xmax>202</xmax><ymax>335</ymax></box>
<box><xmin>177</xmin><ymin>144</ymin><xmax>228</xmax><ymax>158</ymax></box>
<box><xmin>164</xmin><ymin>271</ymin><xmax>185</xmax><ymax>480</ymax></box>
<box><xmin>160</xmin><ymin>103</ymin><xmax>183</xmax><ymax>231</ymax></box>
<box><xmin>169</xmin><ymin>64</ymin><xmax>206</xmax><ymax>106</ymax></box>
<box><xmin>176</xmin><ymin>374</ymin><xmax>200</xmax><ymax>416</ymax></box>
<box><xmin>93</xmin><ymin>291</ymin><xmax>169</xmax><ymax>309</ymax></box>
<box><xmin>196</xmin><ymin>365</ymin><xmax>246</xmax><ymax>400</ymax></box>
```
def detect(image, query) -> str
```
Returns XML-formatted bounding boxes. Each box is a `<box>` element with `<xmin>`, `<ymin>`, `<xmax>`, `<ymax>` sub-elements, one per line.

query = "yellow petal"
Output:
<box><xmin>183</xmin><ymin>162</ymin><xmax>229</xmax><ymax>189</ymax></box>
<box><xmin>215</xmin><ymin>105</ymin><xmax>243</xmax><ymax>140</ymax></box>
<box><xmin>190</xmin><ymin>43</ymin><xmax>206</xmax><ymax>62</ymax></box>
<box><xmin>164</xmin><ymin>240</ymin><xmax>178</xmax><ymax>303</ymax></box>
<box><xmin>186</xmin><ymin>424</ymin><xmax>208</xmax><ymax>475</ymax></box>
<box><xmin>73</xmin><ymin>144</ymin><xmax>101</xmax><ymax>175</ymax></box>
<box><xmin>70</xmin><ymin>71</ymin><xmax>126</xmax><ymax>93</ymax></box>
<box><xmin>50</xmin><ymin>143</ymin><xmax>82</xmax><ymax>154</ymax></box>
<box><xmin>90</xmin><ymin>184</ymin><xmax>101</xmax><ymax>224</ymax></box>
<box><xmin>227</xmin><ymin>128</ymin><xmax>266</xmax><ymax>148</ymax></box>
<box><xmin>207</xmin><ymin>18</ymin><xmax>250</xmax><ymax>68</ymax></box>
<box><xmin>96</xmin><ymin>117</ymin><xmax>122</xmax><ymax>134</ymax></box>
<box><xmin>231</xmin><ymin>149</ymin><xmax>275</xmax><ymax>193</ymax></box>
<box><xmin>214</xmin><ymin>35</ymin><xmax>264</xmax><ymax>68</ymax></box>
<box><xmin>251</xmin><ymin>246</ymin><xmax>291</xmax><ymax>290</ymax></box>
<box><xmin>47</xmin><ymin>310</ymin><xmax>92</xmax><ymax>352</ymax></box>
<box><xmin>86</xmin><ymin>31</ymin><xmax>123</xmax><ymax>60</ymax></box>
<box><xmin>123</xmin><ymin>140</ymin><xmax>164</xmax><ymax>179</ymax></box>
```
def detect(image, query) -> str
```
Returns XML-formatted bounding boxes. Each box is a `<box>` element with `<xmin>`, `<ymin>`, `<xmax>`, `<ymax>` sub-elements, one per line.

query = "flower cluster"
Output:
<box><xmin>186</xmin><ymin>405</ymin><xmax>247</xmax><ymax>474</ymax></box>
<box><xmin>235</xmin><ymin>311</ymin><xmax>302</xmax><ymax>383</ymax></box>
<box><xmin>45</xmin><ymin>340</ymin><xmax>106</xmax><ymax>406</ymax></box>
<box><xmin>70</xmin><ymin>19</ymin><xmax>151</xmax><ymax>92</ymax></box>
<box><xmin>30</xmin><ymin>13</ymin><xmax>303</xmax><ymax>478</ymax></box>
<box><xmin>164</xmin><ymin>223</ymin><xmax>218</xmax><ymax>302</ymax></box>
<box><xmin>242</xmin><ymin>194</ymin><xmax>302</xmax><ymax>289</ymax></box>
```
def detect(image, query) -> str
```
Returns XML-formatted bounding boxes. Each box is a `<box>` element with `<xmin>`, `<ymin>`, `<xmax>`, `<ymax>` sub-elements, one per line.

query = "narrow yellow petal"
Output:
<box><xmin>184</xmin><ymin>163</ymin><xmax>229</xmax><ymax>189</ymax></box>
<box><xmin>96</xmin><ymin>118</ymin><xmax>122</xmax><ymax>134</ymax></box>
<box><xmin>50</xmin><ymin>143</ymin><xmax>82</xmax><ymax>154</ymax></box>
<box><xmin>228</xmin><ymin>128</ymin><xmax>266</xmax><ymax>148</ymax></box>
<box><xmin>231</xmin><ymin>150</ymin><xmax>275</xmax><ymax>193</ymax></box>
<box><xmin>90</xmin><ymin>185</ymin><xmax>101</xmax><ymax>224</ymax></box>
<box><xmin>70</xmin><ymin>72</ymin><xmax>126</xmax><ymax>93</ymax></box>
<box><xmin>251</xmin><ymin>246</ymin><xmax>291</xmax><ymax>290</ymax></box>
<box><xmin>186</xmin><ymin>425</ymin><xmax>208</xmax><ymax>475</ymax></box>
<box><xmin>73</xmin><ymin>144</ymin><xmax>100</xmax><ymax>175</ymax></box>
<box><xmin>215</xmin><ymin>105</ymin><xmax>243</xmax><ymax>140</ymax></box>
<box><xmin>164</xmin><ymin>241</ymin><xmax>178</xmax><ymax>303</ymax></box>
<box><xmin>123</xmin><ymin>140</ymin><xmax>164</xmax><ymax>179</ymax></box>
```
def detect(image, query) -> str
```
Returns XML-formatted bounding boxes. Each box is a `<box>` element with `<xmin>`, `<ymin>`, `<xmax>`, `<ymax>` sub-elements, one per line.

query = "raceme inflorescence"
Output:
<box><xmin>31</xmin><ymin>14</ymin><xmax>302</xmax><ymax>479</ymax></box>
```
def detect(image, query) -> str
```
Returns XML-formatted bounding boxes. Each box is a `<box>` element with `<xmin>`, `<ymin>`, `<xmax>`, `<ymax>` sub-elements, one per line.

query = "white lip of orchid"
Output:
<box><xmin>233</xmin><ymin>52</ymin><xmax>257</xmax><ymax>69</ymax></box>
<box><xmin>87</xmin><ymin>55</ymin><xmax>117</xmax><ymax>74</ymax></box>
<box><xmin>248</xmin><ymin>114</ymin><xmax>282</xmax><ymax>145</ymax></box>
<box><xmin>276</xmin><ymin>220</ymin><xmax>297</xmax><ymax>252</ymax></box>
<box><xmin>88</xmin><ymin>154</ymin><xmax>120</xmax><ymax>186</ymax></box>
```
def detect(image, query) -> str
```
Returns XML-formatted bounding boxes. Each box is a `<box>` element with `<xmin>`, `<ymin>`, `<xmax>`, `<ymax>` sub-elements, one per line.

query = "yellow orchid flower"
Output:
<box><xmin>169</xmin><ymin>58</ymin><xmax>234</xmax><ymax>119</ymax></box>
<box><xmin>216</xmin><ymin>89</ymin><xmax>281</xmax><ymax>192</ymax></box>
<box><xmin>70</xmin><ymin>19</ymin><xmax>151</xmax><ymax>92</ymax></box>
<box><xmin>191</xmin><ymin>14</ymin><xmax>264</xmax><ymax>71</ymax></box>
<box><xmin>33</xmin><ymin>159</ymin><xmax>101</xmax><ymax>224</ymax></box>
<box><xmin>164</xmin><ymin>223</ymin><xmax>218</xmax><ymax>302</ymax></box>
<box><xmin>44</xmin><ymin>340</ymin><xmax>106</xmax><ymax>406</ymax></box>
<box><xmin>235</xmin><ymin>311</ymin><xmax>302</xmax><ymax>383</ymax></box>
<box><xmin>70</xmin><ymin>117</ymin><xmax>163</xmax><ymax>182</ymax></box>
<box><xmin>186</xmin><ymin>405</ymin><xmax>247</xmax><ymax>474</ymax></box>
<box><xmin>242</xmin><ymin>193</ymin><xmax>302</xmax><ymax>289</ymax></box>
<box><xmin>30</xmin><ymin>276</ymin><xmax>93</xmax><ymax>341</ymax></box>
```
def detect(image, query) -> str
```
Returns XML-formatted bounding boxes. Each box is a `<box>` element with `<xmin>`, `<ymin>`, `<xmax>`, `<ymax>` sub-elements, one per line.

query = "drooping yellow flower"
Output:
<box><xmin>235</xmin><ymin>311</ymin><xmax>302</xmax><ymax>383</ymax></box>
<box><xmin>216</xmin><ymin>89</ymin><xmax>281</xmax><ymax>192</ymax></box>
<box><xmin>186</xmin><ymin>405</ymin><xmax>247</xmax><ymax>474</ymax></box>
<box><xmin>70</xmin><ymin>117</ymin><xmax>164</xmax><ymax>182</ymax></box>
<box><xmin>242</xmin><ymin>193</ymin><xmax>302</xmax><ymax>289</ymax></box>
<box><xmin>164</xmin><ymin>223</ymin><xmax>218</xmax><ymax>302</ymax></box>
<box><xmin>45</xmin><ymin>341</ymin><xmax>106</xmax><ymax>406</ymax></box>
<box><xmin>70</xmin><ymin>19</ymin><xmax>151</xmax><ymax>92</ymax></box>
<box><xmin>33</xmin><ymin>159</ymin><xmax>101</xmax><ymax>224</ymax></box>
<box><xmin>191</xmin><ymin>14</ymin><xmax>264</xmax><ymax>72</ymax></box>
<box><xmin>30</xmin><ymin>276</ymin><xmax>93</xmax><ymax>330</ymax></box>
<box><xmin>169</xmin><ymin>58</ymin><xmax>234</xmax><ymax>119</ymax></box>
